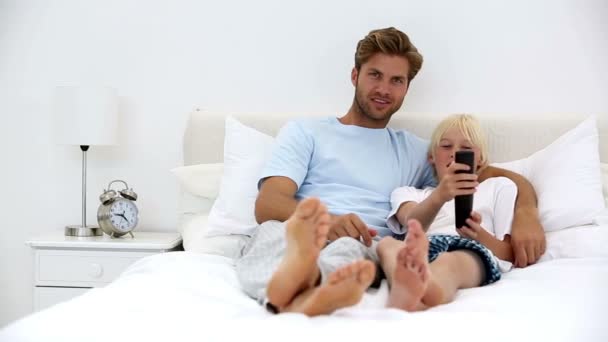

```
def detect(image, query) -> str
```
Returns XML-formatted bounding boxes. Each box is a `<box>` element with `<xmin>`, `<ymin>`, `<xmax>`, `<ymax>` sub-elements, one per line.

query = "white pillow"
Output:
<box><xmin>492</xmin><ymin>116</ymin><xmax>604</xmax><ymax>232</ymax></box>
<box><xmin>206</xmin><ymin>116</ymin><xmax>275</xmax><ymax>237</ymax></box>
<box><xmin>171</xmin><ymin>163</ymin><xmax>224</xmax><ymax>230</ymax></box>
<box><xmin>171</xmin><ymin>163</ymin><xmax>224</xmax><ymax>199</ymax></box>
<box><xmin>180</xmin><ymin>214</ymin><xmax>249</xmax><ymax>259</ymax></box>
<box><xmin>539</xmin><ymin>224</ymin><xmax>608</xmax><ymax>262</ymax></box>
<box><xmin>602</xmin><ymin>163</ymin><xmax>608</xmax><ymax>208</ymax></box>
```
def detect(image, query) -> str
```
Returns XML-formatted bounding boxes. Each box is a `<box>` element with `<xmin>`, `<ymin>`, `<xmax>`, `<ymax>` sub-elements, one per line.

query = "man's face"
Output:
<box><xmin>351</xmin><ymin>53</ymin><xmax>411</xmax><ymax>122</ymax></box>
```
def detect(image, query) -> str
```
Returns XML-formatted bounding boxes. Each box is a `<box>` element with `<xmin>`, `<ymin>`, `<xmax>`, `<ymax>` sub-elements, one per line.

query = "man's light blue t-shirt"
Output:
<box><xmin>259</xmin><ymin>117</ymin><xmax>436</xmax><ymax>237</ymax></box>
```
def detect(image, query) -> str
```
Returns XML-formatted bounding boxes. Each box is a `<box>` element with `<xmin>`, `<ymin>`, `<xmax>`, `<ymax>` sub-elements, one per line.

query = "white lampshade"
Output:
<box><xmin>54</xmin><ymin>85</ymin><xmax>119</xmax><ymax>146</ymax></box>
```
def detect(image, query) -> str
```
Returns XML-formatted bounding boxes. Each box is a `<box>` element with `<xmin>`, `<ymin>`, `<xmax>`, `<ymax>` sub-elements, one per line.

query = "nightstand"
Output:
<box><xmin>26</xmin><ymin>231</ymin><xmax>182</xmax><ymax>311</ymax></box>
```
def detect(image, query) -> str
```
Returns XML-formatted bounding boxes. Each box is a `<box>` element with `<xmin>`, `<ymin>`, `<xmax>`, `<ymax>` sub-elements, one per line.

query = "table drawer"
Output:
<box><xmin>35</xmin><ymin>250</ymin><xmax>153</xmax><ymax>286</ymax></box>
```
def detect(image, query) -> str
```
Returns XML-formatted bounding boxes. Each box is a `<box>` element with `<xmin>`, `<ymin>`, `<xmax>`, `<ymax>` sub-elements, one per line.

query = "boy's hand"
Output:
<box><xmin>435</xmin><ymin>161</ymin><xmax>479</xmax><ymax>203</ymax></box>
<box><xmin>457</xmin><ymin>211</ymin><xmax>490</xmax><ymax>242</ymax></box>
<box><xmin>327</xmin><ymin>213</ymin><xmax>377</xmax><ymax>247</ymax></box>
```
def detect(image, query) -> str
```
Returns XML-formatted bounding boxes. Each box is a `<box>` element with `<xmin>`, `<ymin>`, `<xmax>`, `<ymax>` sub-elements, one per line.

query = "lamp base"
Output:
<box><xmin>65</xmin><ymin>225</ymin><xmax>103</xmax><ymax>237</ymax></box>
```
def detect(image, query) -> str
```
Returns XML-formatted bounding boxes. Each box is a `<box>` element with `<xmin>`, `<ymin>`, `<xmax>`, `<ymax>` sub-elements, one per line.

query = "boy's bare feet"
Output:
<box><xmin>285</xmin><ymin>260</ymin><xmax>376</xmax><ymax>316</ymax></box>
<box><xmin>387</xmin><ymin>219</ymin><xmax>430</xmax><ymax>311</ymax></box>
<box><xmin>266</xmin><ymin>198</ymin><xmax>331</xmax><ymax>309</ymax></box>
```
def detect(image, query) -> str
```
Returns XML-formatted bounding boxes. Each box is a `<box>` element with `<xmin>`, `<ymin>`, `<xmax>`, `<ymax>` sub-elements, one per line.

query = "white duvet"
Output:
<box><xmin>2</xmin><ymin>226</ymin><xmax>608</xmax><ymax>342</ymax></box>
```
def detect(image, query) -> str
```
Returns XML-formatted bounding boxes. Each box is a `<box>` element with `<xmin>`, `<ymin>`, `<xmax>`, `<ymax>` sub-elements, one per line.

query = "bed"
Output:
<box><xmin>2</xmin><ymin>110</ymin><xmax>608</xmax><ymax>341</ymax></box>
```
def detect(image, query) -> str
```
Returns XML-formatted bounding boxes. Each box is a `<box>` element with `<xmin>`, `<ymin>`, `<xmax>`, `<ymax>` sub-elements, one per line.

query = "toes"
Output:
<box><xmin>358</xmin><ymin>261</ymin><xmax>375</xmax><ymax>283</ymax></box>
<box><xmin>397</xmin><ymin>247</ymin><xmax>408</xmax><ymax>263</ymax></box>
<box><xmin>407</xmin><ymin>219</ymin><xmax>423</xmax><ymax>233</ymax></box>
<box><xmin>296</xmin><ymin>198</ymin><xmax>320</xmax><ymax>219</ymax></box>
<box><xmin>315</xmin><ymin>212</ymin><xmax>331</xmax><ymax>226</ymax></box>
<box><xmin>327</xmin><ymin>271</ymin><xmax>340</xmax><ymax>284</ymax></box>
<box><xmin>329</xmin><ymin>260</ymin><xmax>371</xmax><ymax>284</ymax></box>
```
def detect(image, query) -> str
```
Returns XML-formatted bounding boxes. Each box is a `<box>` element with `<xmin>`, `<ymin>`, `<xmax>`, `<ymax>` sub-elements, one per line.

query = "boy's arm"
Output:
<box><xmin>395</xmin><ymin>194</ymin><xmax>446</xmax><ymax>232</ymax></box>
<box><xmin>479</xmin><ymin>166</ymin><xmax>546</xmax><ymax>267</ymax></box>
<box><xmin>394</xmin><ymin>162</ymin><xmax>478</xmax><ymax>232</ymax></box>
<box><xmin>475</xmin><ymin>232</ymin><xmax>514</xmax><ymax>262</ymax></box>
<box><xmin>459</xmin><ymin>213</ymin><xmax>514</xmax><ymax>262</ymax></box>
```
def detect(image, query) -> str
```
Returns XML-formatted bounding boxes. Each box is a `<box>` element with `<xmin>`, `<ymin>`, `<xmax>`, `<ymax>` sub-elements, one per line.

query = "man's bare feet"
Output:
<box><xmin>284</xmin><ymin>260</ymin><xmax>376</xmax><ymax>316</ymax></box>
<box><xmin>266</xmin><ymin>198</ymin><xmax>331</xmax><ymax>309</ymax></box>
<box><xmin>387</xmin><ymin>219</ymin><xmax>430</xmax><ymax>311</ymax></box>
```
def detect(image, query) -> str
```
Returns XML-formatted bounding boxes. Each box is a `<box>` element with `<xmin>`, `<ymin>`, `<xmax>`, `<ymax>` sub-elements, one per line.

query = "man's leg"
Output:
<box><xmin>282</xmin><ymin>259</ymin><xmax>376</xmax><ymax>316</ymax></box>
<box><xmin>267</xmin><ymin>234</ymin><xmax>379</xmax><ymax>316</ymax></box>
<box><xmin>266</xmin><ymin>198</ymin><xmax>376</xmax><ymax>315</ymax></box>
<box><xmin>236</xmin><ymin>219</ymin><xmax>288</xmax><ymax>303</ymax></box>
<box><xmin>265</xmin><ymin>197</ymin><xmax>331</xmax><ymax>308</ymax></box>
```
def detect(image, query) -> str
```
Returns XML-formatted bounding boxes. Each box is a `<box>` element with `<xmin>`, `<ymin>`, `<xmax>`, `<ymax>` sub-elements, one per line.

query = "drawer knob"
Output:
<box><xmin>89</xmin><ymin>263</ymin><xmax>103</xmax><ymax>278</ymax></box>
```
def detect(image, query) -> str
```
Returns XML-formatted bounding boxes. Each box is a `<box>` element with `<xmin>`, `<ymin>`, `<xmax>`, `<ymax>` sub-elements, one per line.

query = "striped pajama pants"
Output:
<box><xmin>235</xmin><ymin>220</ymin><xmax>381</xmax><ymax>304</ymax></box>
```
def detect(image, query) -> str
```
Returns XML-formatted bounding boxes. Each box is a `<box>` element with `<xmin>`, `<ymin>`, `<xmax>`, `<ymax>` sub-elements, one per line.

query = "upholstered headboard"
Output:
<box><xmin>184</xmin><ymin>110</ymin><xmax>608</xmax><ymax>165</ymax></box>
<box><xmin>178</xmin><ymin>109</ymin><xmax>607</xmax><ymax>255</ymax></box>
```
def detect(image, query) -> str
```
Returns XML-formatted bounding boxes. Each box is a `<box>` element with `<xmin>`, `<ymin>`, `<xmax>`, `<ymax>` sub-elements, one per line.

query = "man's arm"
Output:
<box><xmin>255</xmin><ymin>176</ymin><xmax>376</xmax><ymax>246</ymax></box>
<box><xmin>255</xmin><ymin>176</ymin><xmax>298</xmax><ymax>224</ymax></box>
<box><xmin>479</xmin><ymin>166</ymin><xmax>546</xmax><ymax>267</ymax></box>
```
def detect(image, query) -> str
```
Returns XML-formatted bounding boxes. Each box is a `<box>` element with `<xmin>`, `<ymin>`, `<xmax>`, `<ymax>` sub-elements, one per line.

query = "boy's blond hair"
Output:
<box><xmin>429</xmin><ymin>114</ymin><xmax>489</xmax><ymax>173</ymax></box>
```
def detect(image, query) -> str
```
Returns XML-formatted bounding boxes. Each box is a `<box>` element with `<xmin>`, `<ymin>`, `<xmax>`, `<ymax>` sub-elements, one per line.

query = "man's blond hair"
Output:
<box><xmin>354</xmin><ymin>27</ymin><xmax>423</xmax><ymax>82</ymax></box>
<box><xmin>429</xmin><ymin>114</ymin><xmax>489</xmax><ymax>173</ymax></box>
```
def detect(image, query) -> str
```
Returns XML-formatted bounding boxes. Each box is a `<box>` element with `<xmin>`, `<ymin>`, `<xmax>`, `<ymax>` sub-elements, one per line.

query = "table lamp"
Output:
<box><xmin>54</xmin><ymin>85</ymin><xmax>119</xmax><ymax>236</ymax></box>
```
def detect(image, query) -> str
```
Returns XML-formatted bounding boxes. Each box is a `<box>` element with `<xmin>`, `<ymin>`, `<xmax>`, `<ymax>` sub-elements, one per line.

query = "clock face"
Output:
<box><xmin>109</xmin><ymin>199</ymin><xmax>138</xmax><ymax>232</ymax></box>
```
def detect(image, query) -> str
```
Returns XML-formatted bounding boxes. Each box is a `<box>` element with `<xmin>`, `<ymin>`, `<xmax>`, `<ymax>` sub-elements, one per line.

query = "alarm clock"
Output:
<box><xmin>97</xmin><ymin>180</ymin><xmax>139</xmax><ymax>238</ymax></box>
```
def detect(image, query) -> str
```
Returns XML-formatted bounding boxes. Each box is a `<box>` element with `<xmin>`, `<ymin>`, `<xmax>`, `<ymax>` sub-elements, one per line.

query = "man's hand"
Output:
<box><xmin>510</xmin><ymin>208</ymin><xmax>546</xmax><ymax>267</ymax></box>
<box><xmin>327</xmin><ymin>213</ymin><xmax>377</xmax><ymax>247</ymax></box>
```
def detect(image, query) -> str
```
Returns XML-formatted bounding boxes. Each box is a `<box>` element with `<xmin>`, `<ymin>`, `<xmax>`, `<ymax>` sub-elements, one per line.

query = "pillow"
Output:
<box><xmin>492</xmin><ymin>116</ymin><xmax>604</xmax><ymax>232</ymax></box>
<box><xmin>171</xmin><ymin>163</ymin><xmax>224</xmax><ymax>199</ymax></box>
<box><xmin>171</xmin><ymin>163</ymin><xmax>224</xmax><ymax>230</ymax></box>
<box><xmin>205</xmin><ymin>116</ymin><xmax>275</xmax><ymax>237</ymax></box>
<box><xmin>539</xmin><ymin>224</ymin><xmax>608</xmax><ymax>262</ymax></box>
<box><xmin>602</xmin><ymin>163</ymin><xmax>608</xmax><ymax>208</ymax></box>
<box><xmin>180</xmin><ymin>213</ymin><xmax>249</xmax><ymax>259</ymax></box>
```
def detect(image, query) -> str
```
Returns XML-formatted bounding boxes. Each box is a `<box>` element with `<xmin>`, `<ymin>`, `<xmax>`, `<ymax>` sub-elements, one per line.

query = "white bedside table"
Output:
<box><xmin>26</xmin><ymin>231</ymin><xmax>182</xmax><ymax>312</ymax></box>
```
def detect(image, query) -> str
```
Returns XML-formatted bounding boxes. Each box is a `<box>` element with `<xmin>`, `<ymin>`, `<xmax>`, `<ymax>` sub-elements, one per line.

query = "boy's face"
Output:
<box><xmin>351</xmin><ymin>53</ymin><xmax>410</xmax><ymax>122</ymax></box>
<box><xmin>430</xmin><ymin>126</ymin><xmax>482</xmax><ymax>180</ymax></box>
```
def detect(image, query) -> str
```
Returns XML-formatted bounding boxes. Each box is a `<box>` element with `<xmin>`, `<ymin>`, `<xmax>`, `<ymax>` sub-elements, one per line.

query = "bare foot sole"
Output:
<box><xmin>266</xmin><ymin>198</ymin><xmax>331</xmax><ymax>308</ymax></box>
<box><xmin>387</xmin><ymin>219</ymin><xmax>430</xmax><ymax>311</ymax></box>
<box><xmin>285</xmin><ymin>260</ymin><xmax>376</xmax><ymax>316</ymax></box>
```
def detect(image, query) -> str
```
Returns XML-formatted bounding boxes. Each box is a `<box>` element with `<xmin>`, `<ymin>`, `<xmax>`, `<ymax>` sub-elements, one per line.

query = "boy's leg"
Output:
<box><xmin>378</xmin><ymin>220</ymin><xmax>489</xmax><ymax>311</ymax></box>
<box><xmin>378</xmin><ymin>220</ymin><xmax>431</xmax><ymax>311</ymax></box>
<box><xmin>421</xmin><ymin>249</ymin><xmax>485</xmax><ymax>307</ymax></box>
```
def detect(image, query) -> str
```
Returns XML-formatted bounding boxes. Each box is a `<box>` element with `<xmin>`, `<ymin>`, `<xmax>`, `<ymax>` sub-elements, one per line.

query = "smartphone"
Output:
<box><xmin>454</xmin><ymin>150</ymin><xmax>475</xmax><ymax>229</ymax></box>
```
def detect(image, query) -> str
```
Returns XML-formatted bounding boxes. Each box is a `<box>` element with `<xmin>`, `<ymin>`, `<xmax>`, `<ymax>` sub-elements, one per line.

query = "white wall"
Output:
<box><xmin>0</xmin><ymin>0</ymin><xmax>606</xmax><ymax>326</ymax></box>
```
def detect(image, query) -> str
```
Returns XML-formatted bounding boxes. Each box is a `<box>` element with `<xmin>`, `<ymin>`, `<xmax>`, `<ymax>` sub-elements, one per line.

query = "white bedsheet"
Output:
<box><xmin>2</xmin><ymin>247</ymin><xmax>608</xmax><ymax>342</ymax></box>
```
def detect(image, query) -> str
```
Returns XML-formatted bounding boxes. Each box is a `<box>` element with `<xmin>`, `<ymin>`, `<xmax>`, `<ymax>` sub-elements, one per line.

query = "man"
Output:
<box><xmin>236</xmin><ymin>27</ymin><xmax>546</xmax><ymax>315</ymax></box>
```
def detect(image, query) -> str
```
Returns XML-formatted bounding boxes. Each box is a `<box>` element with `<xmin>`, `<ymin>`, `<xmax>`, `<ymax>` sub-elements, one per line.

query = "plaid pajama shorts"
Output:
<box><xmin>427</xmin><ymin>234</ymin><xmax>502</xmax><ymax>286</ymax></box>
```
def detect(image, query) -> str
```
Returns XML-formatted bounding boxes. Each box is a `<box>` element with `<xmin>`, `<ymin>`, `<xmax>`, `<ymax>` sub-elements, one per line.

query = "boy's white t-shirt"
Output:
<box><xmin>387</xmin><ymin>177</ymin><xmax>518</xmax><ymax>271</ymax></box>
